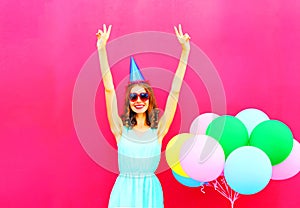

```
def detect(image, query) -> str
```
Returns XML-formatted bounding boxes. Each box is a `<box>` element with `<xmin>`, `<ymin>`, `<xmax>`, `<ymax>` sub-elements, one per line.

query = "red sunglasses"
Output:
<box><xmin>129</xmin><ymin>92</ymin><xmax>149</xmax><ymax>102</ymax></box>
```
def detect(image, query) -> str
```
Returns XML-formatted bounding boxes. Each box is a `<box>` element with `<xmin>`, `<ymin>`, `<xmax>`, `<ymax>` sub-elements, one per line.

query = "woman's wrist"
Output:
<box><xmin>97</xmin><ymin>45</ymin><xmax>107</xmax><ymax>51</ymax></box>
<box><xmin>181</xmin><ymin>45</ymin><xmax>190</xmax><ymax>53</ymax></box>
<box><xmin>181</xmin><ymin>47</ymin><xmax>190</xmax><ymax>55</ymax></box>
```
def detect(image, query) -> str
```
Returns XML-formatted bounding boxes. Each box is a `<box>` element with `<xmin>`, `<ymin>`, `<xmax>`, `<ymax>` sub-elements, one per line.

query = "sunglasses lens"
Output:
<box><xmin>129</xmin><ymin>93</ymin><xmax>138</xmax><ymax>102</ymax></box>
<box><xmin>140</xmin><ymin>93</ymin><xmax>149</xmax><ymax>101</ymax></box>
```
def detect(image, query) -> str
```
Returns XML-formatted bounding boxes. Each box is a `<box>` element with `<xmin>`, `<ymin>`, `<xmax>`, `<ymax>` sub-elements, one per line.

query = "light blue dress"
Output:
<box><xmin>108</xmin><ymin>126</ymin><xmax>164</xmax><ymax>208</ymax></box>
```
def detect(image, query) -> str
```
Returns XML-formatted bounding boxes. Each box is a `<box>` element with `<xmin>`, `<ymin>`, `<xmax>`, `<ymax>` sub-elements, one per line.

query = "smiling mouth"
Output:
<box><xmin>134</xmin><ymin>104</ymin><xmax>145</xmax><ymax>109</ymax></box>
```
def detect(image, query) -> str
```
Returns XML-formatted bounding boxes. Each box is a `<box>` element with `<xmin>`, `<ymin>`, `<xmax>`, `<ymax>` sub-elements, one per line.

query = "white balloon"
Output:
<box><xmin>236</xmin><ymin>108</ymin><xmax>269</xmax><ymax>136</ymax></box>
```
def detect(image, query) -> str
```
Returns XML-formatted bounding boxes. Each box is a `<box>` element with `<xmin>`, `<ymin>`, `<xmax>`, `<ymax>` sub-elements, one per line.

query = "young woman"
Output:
<box><xmin>96</xmin><ymin>24</ymin><xmax>190</xmax><ymax>208</ymax></box>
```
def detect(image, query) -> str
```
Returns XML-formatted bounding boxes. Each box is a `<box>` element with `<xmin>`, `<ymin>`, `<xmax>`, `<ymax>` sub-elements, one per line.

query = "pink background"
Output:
<box><xmin>1</xmin><ymin>0</ymin><xmax>300</xmax><ymax>207</ymax></box>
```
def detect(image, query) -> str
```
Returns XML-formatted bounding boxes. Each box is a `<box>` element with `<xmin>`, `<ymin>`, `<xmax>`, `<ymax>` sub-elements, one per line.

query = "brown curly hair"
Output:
<box><xmin>121</xmin><ymin>81</ymin><xmax>159</xmax><ymax>129</ymax></box>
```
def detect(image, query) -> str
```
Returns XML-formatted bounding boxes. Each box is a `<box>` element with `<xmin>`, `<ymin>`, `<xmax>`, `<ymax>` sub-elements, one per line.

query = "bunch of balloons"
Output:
<box><xmin>166</xmin><ymin>108</ymin><xmax>300</xmax><ymax>204</ymax></box>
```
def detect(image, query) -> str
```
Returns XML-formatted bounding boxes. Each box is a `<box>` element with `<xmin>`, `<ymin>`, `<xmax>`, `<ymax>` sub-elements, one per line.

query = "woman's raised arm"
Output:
<box><xmin>96</xmin><ymin>24</ymin><xmax>123</xmax><ymax>141</ymax></box>
<box><xmin>157</xmin><ymin>24</ymin><xmax>191</xmax><ymax>143</ymax></box>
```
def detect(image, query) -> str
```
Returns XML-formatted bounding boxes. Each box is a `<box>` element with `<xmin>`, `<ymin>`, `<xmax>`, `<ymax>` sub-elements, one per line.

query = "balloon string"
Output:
<box><xmin>203</xmin><ymin>177</ymin><xmax>240</xmax><ymax>206</ymax></box>
<box><xmin>200</xmin><ymin>185</ymin><xmax>205</xmax><ymax>194</ymax></box>
<box><xmin>216</xmin><ymin>189</ymin><xmax>230</xmax><ymax>199</ymax></box>
<box><xmin>223</xmin><ymin>178</ymin><xmax>230</xmax><ymax>195</ymax></box>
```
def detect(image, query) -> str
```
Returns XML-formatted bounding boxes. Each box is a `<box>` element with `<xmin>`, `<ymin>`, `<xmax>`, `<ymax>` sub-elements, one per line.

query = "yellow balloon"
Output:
<box><xmin>165</xmin><ymin>133</ymin><xmax>194</xmax><ymax>177</ymax></box>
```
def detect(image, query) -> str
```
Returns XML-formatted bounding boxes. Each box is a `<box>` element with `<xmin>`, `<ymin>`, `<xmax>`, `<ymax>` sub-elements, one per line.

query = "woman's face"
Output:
<box><xmin>129</xmin><ymin>85</ymin><xmax>149</xmax><ymax>114</ymax></box>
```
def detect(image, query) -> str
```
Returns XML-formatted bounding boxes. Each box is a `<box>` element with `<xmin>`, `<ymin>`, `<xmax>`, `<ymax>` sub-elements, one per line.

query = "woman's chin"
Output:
<box><xmin>132</xmin><ymin>107</ymin><xmax>147</xmax><ymax>114</ymax></box>
<box><xmin>134</xmin><ymin>110</ymin><xmax>147</xmax><ymax>114</ymax></box>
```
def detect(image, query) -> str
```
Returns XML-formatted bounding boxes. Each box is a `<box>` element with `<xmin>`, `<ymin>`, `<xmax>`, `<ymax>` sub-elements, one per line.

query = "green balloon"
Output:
<box><xmin>206</xmin><ymin>115</ymin><xmax>249</xmax><ymax>158</ymax></box>
<box><xmin>249</xmin><ymin>120</ymin><xmax>293</xmax><ymax>165</ymax></box>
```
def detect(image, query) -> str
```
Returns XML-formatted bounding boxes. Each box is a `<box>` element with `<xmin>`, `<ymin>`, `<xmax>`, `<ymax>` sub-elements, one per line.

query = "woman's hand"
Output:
<box><xmin>96</xmin><ymin>24</ymin><xmax>112</xmax><ymax>49</ymax></box>
<box><xmin>174</xmin><ymin>24</ymin><xmax>190</xmax><ymax>52</ymax></box>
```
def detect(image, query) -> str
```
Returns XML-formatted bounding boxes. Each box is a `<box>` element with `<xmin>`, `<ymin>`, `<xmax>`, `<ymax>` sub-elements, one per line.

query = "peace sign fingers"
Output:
<box><xmin>96</xmin><ymin>24</ymin><xmax>112</xmax><ymax>49</ymax></box>
<box><xmin>174</xmin><ymin>24</ymin><xmax>191</xmax><ymax>51</ymax></box>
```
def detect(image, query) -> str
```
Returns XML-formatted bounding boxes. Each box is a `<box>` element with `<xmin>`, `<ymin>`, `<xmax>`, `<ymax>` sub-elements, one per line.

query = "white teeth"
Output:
<box><xmin>135</xmin><ymin>105</ymin><xmax>144</xmax><ymax>109</ymax></box>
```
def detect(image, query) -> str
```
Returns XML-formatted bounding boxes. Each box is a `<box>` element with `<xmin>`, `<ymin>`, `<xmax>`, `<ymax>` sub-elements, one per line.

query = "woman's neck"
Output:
<box><xmin>135</xmin><ymin>113</ymin><xmax>148</xmax><ymax>128</ymax></box>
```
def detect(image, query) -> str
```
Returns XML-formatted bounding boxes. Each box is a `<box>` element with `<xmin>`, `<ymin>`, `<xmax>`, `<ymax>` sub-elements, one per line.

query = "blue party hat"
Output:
<box><xmin>130</xmin><ymin>56</ymin><xmax>145</xmax><ymax>82</ymax></box>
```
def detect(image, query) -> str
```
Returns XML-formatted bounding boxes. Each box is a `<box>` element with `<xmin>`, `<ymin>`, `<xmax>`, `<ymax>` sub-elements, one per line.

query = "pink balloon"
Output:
<box><xmin>180</xmin><ymin>135</ymin><xmax>225</xmax><ymax>182</ymax></box>
<box><xmin>190</xmin><ymin>113</ymin><xmax>219</xmax><ymax>135</ymax></box>
<box><xmin>272</xmin><ymin>139</ymin><xmax>300</xmax><ymax>180</ymax></box>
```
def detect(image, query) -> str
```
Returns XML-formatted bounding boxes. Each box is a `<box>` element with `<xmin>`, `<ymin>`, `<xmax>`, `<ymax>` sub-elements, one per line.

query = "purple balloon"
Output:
<box><xmin>190</xmin><ymin>113</ymin><xmax>219</xmax><ymax>135</ymax></box>
<box><xmin>180</xmin><ymin>135</ymin><xmax>225</xmax><ymax>182</ymax></box>
<box><xmin>272</xmin><ymin>139</ymin><xmax>300</xmax><ymax>180</ymax></box>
